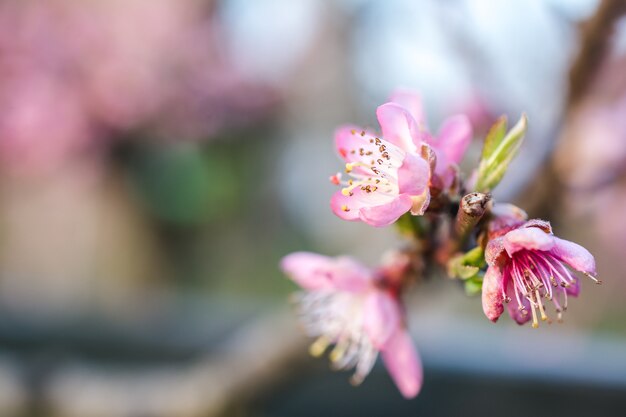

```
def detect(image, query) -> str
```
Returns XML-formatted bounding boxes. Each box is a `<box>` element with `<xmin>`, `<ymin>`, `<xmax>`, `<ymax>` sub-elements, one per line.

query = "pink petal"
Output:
<box><xmin>330</xmin><ymin>189</ymin><xmax>361</xmax><ymax>221</ymax></box>
<box><xmin>331</xmin><ymin>256</ymin><xmax>374</xmax><ymax>291</ymax></box>
<box><xmin>566</xmin><ymin>275</ymin><xmax>581</xmax><ymax>297</ymax></box>
<box><xmin>359</xmin><ymin>194</ymin><xmax>413</xmax><ymax>227</ymax></box>
<box><xmin>505</xmin><ymin>281</ymin><xmax>532</xmax><ymax>325</ymax></box>
<box><xmin>331</xmin><ymin>187</ymin><xmax>399</xmax><ymax>224</ymax></box>
<box><xmin>482</xmin><ymin>265</ymin><xmax>505</xmax><ymax>322</ymax></box>
<box><xmin>550</xmin><ymin>237</ymin><xmax>597</xmax><ymax>276</ymax></box>
<box><xmin>492</xmin><ymin>203</ymin><xmax>528</xmax><ymax>222</ymax></box>
<box><xmin>376</xmin><ymin>103</ymin><xmax>421</xmax><ymax>153</ymax></box>
<box><xmin>363</xmin><ymin>291</ymin><xmax>401</xmax><ymax>349</ymax></box>
<box><xmin>523</xmin><ymin>219</ymin><xmax>552</xmax><ymax>234</ymax></box>
<box><xmin>410</xmin><ymin>189</ymin><xmax>431</xmax><ymax>216</ymax></box>
<box><xmin>489</xmin><ymin>204</ymin><xmax>528</xmax><ymax>236</ymax></box>
<box><xmin>432</xmin><ymin>152</ymin><xmax>455</xmax><ymax>190</ymax></box>
<box><xmin>381</xmin><ymin>328</ymin><xmax>423</xmax><ymax>399</ymax></box>
<box><xmin>389</xmin><ymin>89</ymin><xmax>428</xmax><ymax>128</ymax></box>
<box><xmin>435</xmin><ymin>115</ymin><xmax>472</xmax><ymax>165</ymax></box>
<box><xmin>280</xmin><ymin>252</ymin><xmax>335</xmax><ymax>291</ymax></box>
<box><xmin>485</xmin><ymin>237</ymin><xmax>506</xmax><ymax>266</ymax></box>
<box><xmin>334</xmin><ymin>125</ymin><xmax>377</xmax><ymax>175</ymax></box>
<box><xmin>397</xmin><ymin>153</ymin><xmax>429</xmax><ymax>196</ymax></box>
<box><xmin>280</xmin><ymin>252</ymin><xmax>371</xmax><ymax>292</ymax></box>
<box><xmin>503</xmin><ymin>227</ymin><xmax>555</xmax><ymax>257</ymax></box>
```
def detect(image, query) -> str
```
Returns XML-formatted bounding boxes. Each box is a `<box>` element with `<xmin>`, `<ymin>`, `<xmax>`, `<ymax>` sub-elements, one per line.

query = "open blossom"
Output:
<box><xmin>330</xmin><ymin>103</ymin><xmax>432</xmax><ymax>227</ymax></box>
<box><xmin>482</xmin><ymin>219</ymin><xmax>599</xmax><ymax>328</ymax></box>
<box><xmin>280</xmin><ymin>252</ymin><xmax>422</xmax><ymax>398</ymax></box>
<box><xmin>390</xmin><ymin>90</ymin><xmax>473</xmax><ymax>190</ymax></box>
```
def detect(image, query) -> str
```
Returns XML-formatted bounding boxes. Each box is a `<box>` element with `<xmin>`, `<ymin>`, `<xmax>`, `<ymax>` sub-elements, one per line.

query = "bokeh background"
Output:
<box><xmin>0</xmin><ymin>0</ymin><xmax>625</xmax><ymax>416</ymax></box>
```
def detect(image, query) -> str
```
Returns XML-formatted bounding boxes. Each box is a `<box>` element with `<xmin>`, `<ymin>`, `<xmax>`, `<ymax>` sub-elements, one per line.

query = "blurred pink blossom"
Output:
<box><xmin>390</xmin><ymin>90</ymin><xmax>473</xmax><ymax>191</ymax></box>
<box><xmin>281</xmin><ymin>252</ymin><xmax>422</xmax><ymax>398</ymax></box>
<box><xmin>0</xmin><ymin>0</ymin><xmax>277</xmax><ymax>176</ymax></box>
<box><xmin>448</xmin><ymin>92</ymin><xmax>497</xmax><ymax>137</ymax></box>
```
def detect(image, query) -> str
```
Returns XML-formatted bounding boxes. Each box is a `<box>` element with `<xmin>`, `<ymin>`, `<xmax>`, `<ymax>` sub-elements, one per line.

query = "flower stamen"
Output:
<box><xmin>309</xmin><ymin>335</ymin><xmax>331</xmax><ymax>357</ymax></box>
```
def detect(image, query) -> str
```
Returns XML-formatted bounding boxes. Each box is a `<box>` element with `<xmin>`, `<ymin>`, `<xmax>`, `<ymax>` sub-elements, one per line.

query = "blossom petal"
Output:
<box><xmin>376</xmin><ymin>103</ymin><xmax>421</xmax><ymax>153</ymax></box>
<box><xmin>503</xmin><ymin>227</ymin><xmax>555</xmax><ymax>257</ymax></box>
<box><xmin>334</xmin><ymin>125</ymin><xmax>377</xmax><ymax>174</ymax></box>
<box><xmin>280</xmin><ymin>252</ymin><xmax>335</xmax><ymax>291</ymax></box>
<box><xmin>432</xmin><ymin>153</ymin><xmax>455</xmax><ymax>190</ymax></box>
<box><xmin>330</xmin><ymin>189</ymin><xmax>362</xmax><ymax>221</ymax></box>
<box><xmin>523</xmin><ymin>219</ymin><xmax>552</xmax><ymax>234</ymax></box>
<box><xmin>389</xmin><ymin>89</ymin><xmax>427</xmax><ymax>128</ymax></box>
<box><xmin>280</xmin><ymin>252</ymin><xmax>371</xmax><ymax>292</ymax></box>
<box><xmin>550</xmin><ymin>237</ymin><xmax>597</xmax><ymax>276</ymax></box>
<box><xmin>505</xmin><ymin>280</ymin><xmax>532</xmax><ymax>325</ymax></box>
<box><xmin>363</xmin><ymin>291</ymin><xmax>401</xmax><ymax>349</ymax></box>
<box><xmin>485</xmin><ymin>236</ymin><xmax>506</xmax><ymax>266</ymax></box>
<box><xmin>482</xmin><ymin>265</ymin><xmax>505</xmax><ymax>322</ymax></box>
<box><xmin>410</xmin><ymin>189</ymin><xmax>431</xmax><ymax>216</ymax></box>
<box><xmin>566</xmin><ymin>275</ymin><xmax>581</xmax><ymax>297</ymax></box>
<box><xmin>488</xmin><ymin>204</ymin><xmax>528</xmax><ymax>237</ymax></box>
<box><xmin>330</xmin><ymin>256</ymin><xmax>374</xmax><ymax>291</ymax></box>
<box><xmin>331</xmin><ymin>186</ymin><xmax>398</xmax><ymax>223</ymax></box>
<box><xmin>397</xmin><ymin>153</ymin><xmax>430</xmax><ymax>196</ymax></box>
<box><xmin>359</xmin><ymin>194</ymin><xmax>413</xmax><ymax>227</ymax></box>
<box><xmin>381</xmin><ymin>328</ymin><xmax>423</xmax><ymax>399</ymax></box>
<box><xmin>435</xmin><ymin>115</ymin><xmax>472</xmax><ymax>165</ymax></box>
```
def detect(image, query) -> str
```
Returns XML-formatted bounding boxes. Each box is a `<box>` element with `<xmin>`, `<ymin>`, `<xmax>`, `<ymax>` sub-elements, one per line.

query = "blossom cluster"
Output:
<box><xmin>281</xmin><ymin>90</ymin><xmax>600</xmax><ymax>398</ymax></box>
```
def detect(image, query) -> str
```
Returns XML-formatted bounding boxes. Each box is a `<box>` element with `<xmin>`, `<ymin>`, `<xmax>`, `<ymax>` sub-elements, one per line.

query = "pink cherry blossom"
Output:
<box><xmin>280</xmin><ymin>252</ymin><xmax>422</xmax><ymax>398</ymax></box>
<box><xmin>482</xmin><ymin>219</ymin><xmax>599</xmax><ymax>328</ymax></box>
<box><xmin>0</xmin><ymin>0</ymin><xmax>278</xmax><ymax>177</ymax></box>
<box><xmin>390</xmin><ymin>89</ymin><xmax>473</xmax><ymax>190</ymax></box>
<box><xmin>330</xmin><ymin>107</ymin><xmax>431</xmax><ymax>227</ymax></box>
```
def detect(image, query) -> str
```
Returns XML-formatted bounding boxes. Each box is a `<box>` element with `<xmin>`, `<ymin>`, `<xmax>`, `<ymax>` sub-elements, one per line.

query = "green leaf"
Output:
<box><xmin>453</xmin><ymin>263</ymin><xmax>480</xmax><ymax>280</ymax></box>
<box><xmin>462</xmin><ymin>246</ymin><xmax>486</xmax><ymax>266</ymax></box>
<box><xmin>447</xmin><ymin>246</ymin><xmax>486</xmax><ymax>280</ymax></box>
<box><xmin>481</xmin><ymin>116</ymin><xmax>507</xmax><ymax>161</ymax></box>
<box><xmin>464</xmin><ymin>275</ymin><xmax>484</xmax><ymax>296</ymax></box>
<box><xmin>395</xmin><ymin>212</ymin><xmax>427</xmax><ymax>238</ymax></box>
<box><xmin>475</xmin><ymin>113</ymin><xmax>528</xmax><ymax>193</ymax></box>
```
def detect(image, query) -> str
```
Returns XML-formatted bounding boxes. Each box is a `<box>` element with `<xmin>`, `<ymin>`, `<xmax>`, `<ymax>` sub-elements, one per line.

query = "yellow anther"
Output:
<box><xmin>330</xmin><ymin>342</ymin><xmax>347</xmax><ymax>363</ymax></box>
<box><xmin>309</xmin><ymin>336</ymin><xmax>330</xmax><ymax>357</ymax></box>
<box><xmin>530</xmin><ymin>303</ymin><xmax>539</xmax><ymax>328</ymax></box>
<box><xmin>535</xmin><ymin>289</ymin><xmax>548</xmax><ymax>321</ymax></box>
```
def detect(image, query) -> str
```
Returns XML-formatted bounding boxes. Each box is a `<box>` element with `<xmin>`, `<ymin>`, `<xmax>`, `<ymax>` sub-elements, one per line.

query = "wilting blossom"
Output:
<box><xmin>482</xmin><ymin>219</ymin><xmax>599</xmax><ymax>328</ymax></box>
<box><xmin>330</xmin><ymin>102</ymin><xmax>432</xmax><ymax>227</ymax></box>
<box><xmin>280</xmin><ymin>252</ymin><xmax>422</xmax><ymax>398</ymax></box>
<box><xmin>390</xmin><ymin>90</ymin><xmax>473</xmax><ymax>191</ymax></box>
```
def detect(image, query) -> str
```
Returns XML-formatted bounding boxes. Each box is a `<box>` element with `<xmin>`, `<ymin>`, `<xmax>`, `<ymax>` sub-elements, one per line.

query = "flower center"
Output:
<box><xmin>293</xmin><ymin>290</ymin><xmax>378</xmax><ymax>385</ymax></box>
<box><xmin>504</xmin><ymin>250</ymin><xmax>598</xmax><ymax>328</ymax></box>
<box><xmin>331</xmin><ymin>131</ymin><xmax>405</xmax><ymax>199</ymax></box>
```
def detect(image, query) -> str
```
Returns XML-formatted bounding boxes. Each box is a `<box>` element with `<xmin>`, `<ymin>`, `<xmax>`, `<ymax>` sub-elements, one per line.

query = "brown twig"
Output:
<box><xmin>567</xmin><ymin>0</ymin><xmax>626</xmax><ymax>108</ymax></box>
<box><xmin>434</xmin><ymin>193</ymin><xmax>491</xmax><ymax>267</ymax></box>
<box><xmin>454</xmin><ymin>192</ymin><xmax>491</xmax><ymax>245</ymax></box>
<box><xmin>519</xmin><ymin>0</ymin><xmax>626</xmax><ymax>218</ymax></box>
